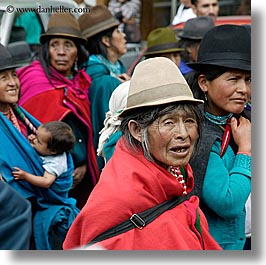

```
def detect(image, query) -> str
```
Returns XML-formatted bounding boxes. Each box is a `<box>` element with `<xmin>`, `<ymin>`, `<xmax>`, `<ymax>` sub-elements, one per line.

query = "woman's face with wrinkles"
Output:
<box><xmin>49</xmin><ymin>38</ymin><xmax>78</xmax><ymax>77</ymax></box>
<box><xmin>147</xmin><ymin>108</ymin><xmax>199</xmax><ymax>168</ymax></box>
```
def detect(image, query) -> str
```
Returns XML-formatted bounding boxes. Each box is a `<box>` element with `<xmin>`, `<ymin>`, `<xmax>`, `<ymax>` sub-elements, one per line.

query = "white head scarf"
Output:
<box><xmin>97</xmin><ymin>80</ymin><xmax>130</xmax><ymax>157</ymax></box>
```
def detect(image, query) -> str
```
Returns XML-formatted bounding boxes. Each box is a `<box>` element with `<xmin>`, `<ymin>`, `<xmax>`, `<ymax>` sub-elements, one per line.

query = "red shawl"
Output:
<box><xmin>17</xmin><ymin>60</ymin><xmax>99</xmax><ymax>185</ymax></box>
<box><xmin>63</xmin><ymin>138</ymin><xmax>221</xmax><ymax>250</ymax></box>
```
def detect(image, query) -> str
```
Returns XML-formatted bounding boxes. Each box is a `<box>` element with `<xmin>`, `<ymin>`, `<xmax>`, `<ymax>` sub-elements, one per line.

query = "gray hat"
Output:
<box><xmin>178</xmin><ymin>16</ymin><xmax>215</xmax><ymax>40</ymax></box>
<box><xmin>119</xmin><ymin>57</ymin><xmax>203</xmax><ymax>117</ymax></box>
<box><xmin>0</xmin><ymin>44</ymin><xmax>21</xmax><ymax>71</ymax></box>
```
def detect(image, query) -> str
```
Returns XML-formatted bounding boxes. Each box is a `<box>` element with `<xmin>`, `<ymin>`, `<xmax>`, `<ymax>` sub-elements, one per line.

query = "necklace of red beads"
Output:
<box><xmin>168</xmin><ymin>166</ymin><xmax>187</xmax><ymax>195</ymax></box>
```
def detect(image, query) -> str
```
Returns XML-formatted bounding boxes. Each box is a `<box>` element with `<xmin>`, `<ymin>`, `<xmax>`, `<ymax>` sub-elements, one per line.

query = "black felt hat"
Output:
<box><xmin>188</xmin><ymin>24</ymin><xmax>251</xmax><ymax>71</ymax></box>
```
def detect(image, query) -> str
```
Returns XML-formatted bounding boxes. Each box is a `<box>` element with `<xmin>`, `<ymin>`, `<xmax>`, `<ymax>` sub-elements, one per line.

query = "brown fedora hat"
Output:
<box><xmin>178</xmin><ymin>16</ymin><xmax>215</xmax><ymax>40</ymax></box>
<box><xmin>119</xmin><ymin>57</ymin><xmax>203</xmax><ymax>117</ymax></box>
<box><xmin>40</xmin><ymin>13</ymin><xmax>87</xmax><ymax>44</ymax></box>
<box><xmin>0</xmin><ymin>44</ymin><xmax>21</xmax><ymax>71</ymax></box>
<box><xmin>144</xmin><ymin>27</ymin><xmax>184</xmax><ymax>56</ymax></box>
<box><xmin>78</xmin><ymin>5</ymin><xmax>120</xmax><ymax>39</ymax></box>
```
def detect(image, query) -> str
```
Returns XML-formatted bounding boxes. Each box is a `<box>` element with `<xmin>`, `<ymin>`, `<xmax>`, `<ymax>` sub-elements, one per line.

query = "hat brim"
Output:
<box><xmin>0</xmin><ymin>57</ymin><xmax>22</xmax><ymax>71</ymax></box>
<box><xmin>81</xmin><ymin>19</ymin><xmax>119</xmax><ymax>39</ymax></box>
<box><xmin>187</xmin><ymin>61</ymin><xmax>251</xmax><ymax>72</ymax></box>
<box><xmin>40</xmin><ymin>33</ymin><xmax>87</xmax><ymax>44</ymax></box>
<box><xmin>0</xmin><ymin>64</ymin><xmax>22</xmax><ymax>71</ymax></box>
<box><xmin>119</xmin><ymin>96</ymin><xmax>203</xmax><ymax>117</ymax></box>
<box><xmin>144</xmin><ymin>47</ymin><xmax>184</xmax><ymax>56</ymax></box>
<box><xmin>178</xmin><ymin>34</ymin><xmax>203</xmax><ymax>40</ymax></box>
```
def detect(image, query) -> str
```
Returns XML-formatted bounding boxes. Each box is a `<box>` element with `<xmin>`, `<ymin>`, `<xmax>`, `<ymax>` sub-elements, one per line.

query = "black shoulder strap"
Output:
<box><xmin>88</xmin><ymin>196</ymin><xmax>187</xmax><ymax>245</ymax></box>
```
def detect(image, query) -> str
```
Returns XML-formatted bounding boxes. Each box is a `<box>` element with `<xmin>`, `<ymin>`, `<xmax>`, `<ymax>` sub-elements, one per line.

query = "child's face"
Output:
<box><xmin>28</xmin><ymin>125</ymin><xmax>52</xmax><ymax>156</ymax></box>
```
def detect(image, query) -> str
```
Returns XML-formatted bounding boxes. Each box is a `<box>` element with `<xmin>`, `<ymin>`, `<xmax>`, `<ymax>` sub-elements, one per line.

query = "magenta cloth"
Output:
<box><xmin>18</xmin><ymin>60</ymin><xmax>90</xmax><ymax>106</ymax></box>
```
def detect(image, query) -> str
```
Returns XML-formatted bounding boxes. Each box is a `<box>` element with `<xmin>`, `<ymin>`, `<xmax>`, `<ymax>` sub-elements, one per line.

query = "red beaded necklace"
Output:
<box><xmin>168</xmin><ymin>166</ymin><xmax>187</xmax><ymax>195</ymax></box>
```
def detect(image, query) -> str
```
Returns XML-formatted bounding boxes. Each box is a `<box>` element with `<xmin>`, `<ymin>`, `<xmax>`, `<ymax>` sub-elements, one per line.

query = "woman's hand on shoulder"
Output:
<box><xmin>231</xmin><ymin>116</ymin><xmax>251</xmax><ymax>153</ymax></box>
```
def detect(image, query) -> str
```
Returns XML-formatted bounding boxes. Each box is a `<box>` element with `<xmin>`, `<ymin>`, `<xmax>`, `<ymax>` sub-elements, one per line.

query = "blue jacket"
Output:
<box><xmin>0</xmin><ymin>181</ymin><xmax>32</xmax><ymax>249</ymax></box>
<box><xmin>179</xmin><ymin>60</ymin><xmax>192</xmax><ymax>75</ymax></box>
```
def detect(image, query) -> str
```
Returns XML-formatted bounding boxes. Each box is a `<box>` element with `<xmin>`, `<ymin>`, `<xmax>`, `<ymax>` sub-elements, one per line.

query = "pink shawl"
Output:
<box><xmin>18</xmin><ymin>60</ymin><xmax>90</xmax><ymax>106</ymax></box>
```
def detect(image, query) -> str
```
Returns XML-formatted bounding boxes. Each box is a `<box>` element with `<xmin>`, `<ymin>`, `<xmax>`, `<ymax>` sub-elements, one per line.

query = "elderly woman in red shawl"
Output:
<box><xmin>17</xmin><ymin>13</ymin><xmax>99</xmax><ymax>209</ymax></box>
<box><xmin>63</xmin><ymin>57</ymin><xmax>221</xmax><ymax>250</ymax></box>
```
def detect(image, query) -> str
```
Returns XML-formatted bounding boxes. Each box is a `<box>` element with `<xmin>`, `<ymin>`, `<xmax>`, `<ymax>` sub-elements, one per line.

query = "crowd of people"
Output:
<box><xmin>0</xmin><ymin>0</ymin><xmax>251</xmax><ymax>251</ymax></box>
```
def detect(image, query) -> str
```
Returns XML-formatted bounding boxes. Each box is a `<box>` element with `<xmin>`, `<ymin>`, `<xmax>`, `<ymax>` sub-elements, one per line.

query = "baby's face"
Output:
<box><xmin>28</xmin><ymin>125</ymin><xmax>51</xmax><ymax>156</ymax></box>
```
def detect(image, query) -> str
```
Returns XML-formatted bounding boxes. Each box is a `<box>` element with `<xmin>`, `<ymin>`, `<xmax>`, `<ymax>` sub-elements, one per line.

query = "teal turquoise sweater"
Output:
<box><xmin>85</xmin><ymin>55</ymin><xmax>126</xmax><ymax>172</ymax></box>
<box><xmin>201</xmin><ymin>141</ymin><xmax>251</xmax><ymax>250</ymax></box>
<box><xmin>103</xmin><ymin>131</ymin><xmax>122</xmax><ymax>163</ymax></box>
<box><xmin>190</xmin><ymin>113</ymin><xmax>251</xmax><ymax>250</ymax></box>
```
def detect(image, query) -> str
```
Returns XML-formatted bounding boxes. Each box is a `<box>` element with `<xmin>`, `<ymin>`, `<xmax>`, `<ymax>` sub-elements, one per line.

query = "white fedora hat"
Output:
<box><xmin>119</xmin><ymin>57</ymin><xmax>203</xmax><ymax>117</ymax></box>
